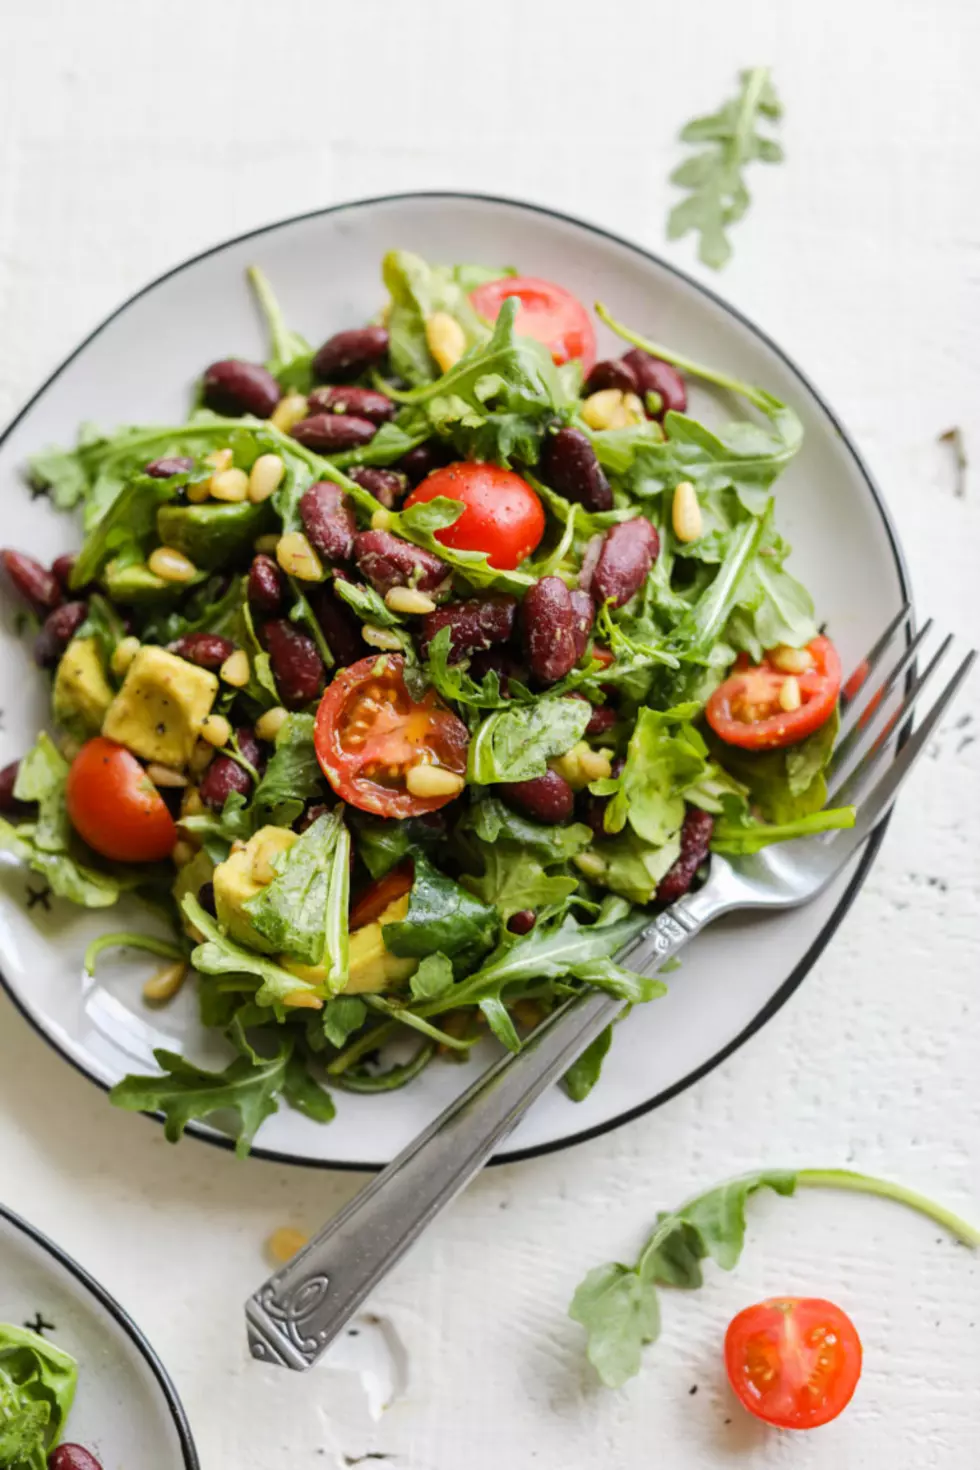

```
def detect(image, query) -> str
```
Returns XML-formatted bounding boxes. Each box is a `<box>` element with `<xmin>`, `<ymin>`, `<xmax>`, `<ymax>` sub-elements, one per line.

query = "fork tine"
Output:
<box><xmin>837</xmin><ymin>611</ymin><xmax>924</xmax><ymax>747</ymax></box>
<box><xmin>840</xmin><ymin>602</ymin><xmax>911</xmax><ymax>716</ymax></box>
<box><xmin>834</xmin><ymin>650</ymin><xmax>975</xmax><ymax>838</ymax></box>
<box><xmin>831</xmin><ymin>622</ymin><xmax>941</xmax><ymax>780</ymax></box>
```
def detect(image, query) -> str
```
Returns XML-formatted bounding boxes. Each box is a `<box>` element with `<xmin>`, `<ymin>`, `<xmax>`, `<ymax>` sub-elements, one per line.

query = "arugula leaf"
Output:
<box><xmin>382</xmin><ymin>249</ymin><xmax>495</xmax><ymax>386</ymax></box>
<box><xmin>446</xmin><ymin>912</ymin><xmax>649</xmax><ymax>1004</ymax></box>
<box><xmin>0</xmin><ymin>1324</ymin><xmax>77</xmax><ymax>1470</ymax></box>
<box><xmin>468</xmin><ymin>698</ymin><xmax>591</xmax><ymax>784</ymax></box>
<box><xmin>708</xmin><ymin>707</ymin><xmax>839</xmax><ymax>823</ymax></box>
<box><xmin>667</xmin><ymin>66</ymin><xmax>784</xmax><ymax>270</ymax></box>
<box><xmin>711</xmin><ymin>805</ymin><xmax>855</xmax><ymax>853</ymax></box>
<box><xmin>386</xmin><ymin>496</ymin><xmax>534</xmax><ymax>596</ymax></box>
<box><xmin>604</xmin><ymin>705</ymin><xmax>710</xmax><ymax>846</ymax></box>
<box><xmin>461</xmin><ymin>798</ymin><xmax>594</xmax><ymax>862</ymax></box>
<box><xmin>247</xmin><ymin>265</ymin><xmax>314</xmax><ymax>392</ymax></box>
<box><xmin>71</xmin><ymin>472</ymin><xmax>181</xmax><ymax>589</ymax></box>
<box><xmin>351</xmin><ymin>813</ymin><xmax>445</xmax><ymax>879</ymax></box>
<box><xmin>455</xmin><ymin>797</ymin><xmax>593</xmax><ymax>921</ymax></box>
<box><xmin>182</xmin><ymin>895</ymin><xmax>322</xmax><ymax>1007</ymax></box>
<box><xmin>179</xmin><ymin>791</ymin><xmax>253</xmax><ymax>865</ymax></box>
<box><xmin>382</xmin><ymin>854</ymin><xmax>498</xmax><ymax>970</ymax></box>
<box><xmin>409</xmin><ymin>952</ymin><xmax>455</xmax><ymax>1003</ymax></box>
<box><xmin>242</xmin><ymin>811</ymin><xmax>350</xmax><ymax>976</ymax></box>
<box><xmin>422</xmin><ymin>626</ymin><xmax>512</xmax><ymax>712</ymax></box>
<box><xmin>562</xmin><ymin>1023</ymin><xmax>614</xmax><ymax>1103</ymax></box>
<box><xmin>110</xmin><ymin>1044</ymin><xmax>290</xmax><ymax>1157</ymax></box>
<box><xmin>12</xmin><ymin>734</ymin><xmax>70</xmax><ymax>853</ymax></box>
<box><xmin>570</xmin><ymin>1166</ymin><xmax>980</xmax><ymax>1388</ymax></box>
<box><xmin>332</xmin><ymin>574</ymin><xmax>403</xmax><ymax>629</ymax></box>
<box><xmin>282</xmin><ymin>1049</ymin><xmax>336</xmax><ymax>1124</ymax></box>
<box><xmin>251</xmin><ymin>713</ymin><xmax>325</xmax><ymax>828</ymax></box>
<box><xmin>725</xmin><ymin>525</ymin><xmax>817</xmax><ymax>658</ymax></box>
<box><xmin>322</xmin><ymin>996</ymin><xmax>368</xmax><ymax>1050</ymax></box>
<box><xmin>0</xmin><ymin>818</ymin><xmax>122</xmax><ymax>908</ymax></box>
<box><xmin>575</xmin><ymin>827</ymin><xmax>681</xmax><ymax>906</ymax></box>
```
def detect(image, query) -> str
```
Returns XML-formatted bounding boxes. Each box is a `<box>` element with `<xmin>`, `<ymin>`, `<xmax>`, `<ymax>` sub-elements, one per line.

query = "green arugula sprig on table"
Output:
<box><xmin>668</xmin><ymin>66</ymin><xmax>784</xmax><ymax>270</ymax></box>
<box><xmin>570</xmin><ymin>1168</ymin><xmax>980</xmax><ymax>1388</ymax></box>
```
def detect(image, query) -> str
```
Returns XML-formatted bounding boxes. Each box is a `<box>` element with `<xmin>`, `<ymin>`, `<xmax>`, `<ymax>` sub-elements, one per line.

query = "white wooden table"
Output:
<box><xmin>1</xmin><ymin>2</ymin><xmax>978</xmax><ymax>1465</ymax></box>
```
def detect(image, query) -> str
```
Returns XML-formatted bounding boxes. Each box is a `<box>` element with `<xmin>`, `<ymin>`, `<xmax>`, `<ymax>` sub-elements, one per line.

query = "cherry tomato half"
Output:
<box><xmin>469</xmin><ymin>275</ymin><xmax>596</xmax><ymax>374</ymax></box>
<box><xmin>315</xmin><ymin>655</ymin><xmax>469</xmax><ymax>818</ymax></box>
<box><xmin>405</xmin><ymin>462</ymin><xmax>545</xmax><ymax>571</ymax></box>
<box><xmin>349</xmin><ymin>860</ymin><xmax>414</xmax><ymax>931</ymax></box>
<box><xmin>65</xmin><ymin>737</ymin><xmax>178</xmax><ymax>863</ymax></box>
<box><xmin>706</xmin><ymin>637</ymin><xmax>842</xmax><ymax>751</ymax></box>
<box><xmin>725</xmin><ymin>1296</ymin><xmax>863</xmax><ymax>1430</ymax></box>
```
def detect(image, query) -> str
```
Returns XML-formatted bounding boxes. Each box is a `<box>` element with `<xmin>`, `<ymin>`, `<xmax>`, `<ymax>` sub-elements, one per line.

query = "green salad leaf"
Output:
<box><xmin>0</xmin><ymin>1324</ymin><xmax>77</xmax><ymax>1470</ymax></box>
<box><xmin>382</xmin><ymin>249</ymin><xmax>497</xmax><ymax>386</ymax></box>
<box><xmin>468</xmin><ymin>698</ymin><xmax>591</xmax><ymax>784</ymax></box>
<box><xmin>562</xmin><ymin>1023</ymin><xmax>614</xmax><ymax>1103</ymax></box>
<box><xmin>12</xmin><ymin>734</ymin><xmax>70</xmax><ymax>853</ymax></box>
<box><xmin>382</xmin><ymin>854</ymin><xmax>498</xmax><ymax>970</ymax></box>
<box><xmin>251</xmin><ymin>713</ymin><xmax>325</xmax><ymax>828</ymax></box>
<box><xmin>242</xmin><ymin>810</ymin><xmax>350</xmax><ymax>975</ymax></box>
<box><xmin>248</xmin><ymin>265</ymin><xmax>314</xmax><ymax>391</ymax></box>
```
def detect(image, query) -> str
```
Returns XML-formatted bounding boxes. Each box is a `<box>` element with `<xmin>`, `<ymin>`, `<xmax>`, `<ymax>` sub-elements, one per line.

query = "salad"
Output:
<box><xmin>0</xmin><ymin>1322</ymin><xmax>101</xmax><ymax>1470</ymax></box>
<box><xmin>0</xmin><ymin>252</ymin><xmax>853</xmax><ymax>1152</ymax></box>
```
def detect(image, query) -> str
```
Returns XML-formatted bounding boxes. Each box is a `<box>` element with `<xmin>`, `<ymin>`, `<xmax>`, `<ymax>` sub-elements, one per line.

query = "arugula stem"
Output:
<box><xmin>733</xmin><ymin>68</ymin><xmax>770</xmax><ymax>167</ymax></box>
<box><xmin>327</xmin><ymin>1019</ymin><xmax>398</xmax><ymax>1075</ymax></box>
<box><xmin>84</xmin><ymin>931</ymin><xmax>186</xmax><ymax>977</ymax></box>
<box><xmin>797</xmin><ymin>1169</ymin><xmax>980</xmax><ymax>1248</ymax></box>
<box><xmin>362</xmin><ymin>995</ymin><xmax>477</xmax><ymax>1052</ymax></box>
<box><xmin>247</xmin><ymin>265</ymin><xmax>294</xmax><ymax>363</ymax></box>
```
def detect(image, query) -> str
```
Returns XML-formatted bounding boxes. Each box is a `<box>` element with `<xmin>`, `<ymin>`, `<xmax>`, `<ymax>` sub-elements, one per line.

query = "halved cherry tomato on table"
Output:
<box><xmin>65</xmin><ymin>736</ymin><xmax>177</xmax><ymax>862</ymax></box>
<box><xmin>405</xmin><ymin>462</ymin><xmax>545</xmax><ymax>570</ymax></box>
<box><xmin>706</xmin><ymin>637</ymin><xmax>842</xmax><ymax>751</ymax></box>
<box><xmin>469</xmin><ymin>276</ymin><xmax>597</xmax><ymax>374</ymax></box>
<box><xmin>349</xmin><ymin>860</ymin><xmax>414</xmax><ymax>931</ymax></box>
<box><xmin>315</xmin><ymin>655</ymin><xmax>469</xmax><ymax>818</ymax></box>
<box><xmin>725</xmin><ymin>1296</ymin><xmax>863</xmax><ymax>1430</ymax></box>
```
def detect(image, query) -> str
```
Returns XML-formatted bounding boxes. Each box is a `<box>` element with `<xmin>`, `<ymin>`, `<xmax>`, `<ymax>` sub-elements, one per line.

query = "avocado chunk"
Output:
<box><xmin>102</xmin><ymin>645</ymin><xmax>218</xmax><ymax>767</ymax></box>
<box><xmin>53</xmin><ymin>637</ymin><xmax>114</xmax><ymax>739</ymax></box>
<box><xmin>103</xmin><ymin>559</ymin><xmax>172</xmax><ymax>604</ymax></box>
<box><xmin>157</xmin><ymin>501</ymin><xmax>274</xmax><ymax>571</ymax></box>
<box><xmin>213</xmin><ymin>826</ymin><xmax>297</xmax><ymax>953</ymax></box>
<box><xmin>281</xmin><ymin>893</ymin><xmax>418</xmax><ymax>995</ymax></box>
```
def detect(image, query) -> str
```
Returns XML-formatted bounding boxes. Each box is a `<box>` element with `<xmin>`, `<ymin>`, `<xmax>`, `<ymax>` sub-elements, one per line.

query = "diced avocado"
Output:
<box><xmin>157</xmin><ymin>501</ymin><xmax>274</xmax><ymax>571</ymax></box>
<box><xmin>281</xmin><ymin>893</ymin><xmax>418</xmax><ymax>995</ymax></box>
<box><xmin>103</xmin><ymin>559</ymin><xmax>172</xmax><ymax>604</ymax></box>
<box><xmin>102</xmin><ymin>645</ymin><xmax>218</xmax><ymax>767</ymax></box>
<box><xmin>213</xmin><ymin>826</ymin><xmax>297</xmax><ymax>953</ymax></box>
<box><xmin>52</xmin><ymin>637</ymin><xmax>114</xmax><ymax>739</ymax></box>
<box><xmin>173</xmin><ymin>848</ymin><xmax>215</xmax><ymax>940</ymax></box>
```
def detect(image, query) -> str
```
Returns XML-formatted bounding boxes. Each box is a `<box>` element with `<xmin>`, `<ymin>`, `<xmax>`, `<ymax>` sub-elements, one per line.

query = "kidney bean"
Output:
<box><xmin>307</xmin><ymin>385</ymin><xmax>395</xmax><ymax>425</ymax></box>
<box><xmin>0</xmin><ymin>759</ymin><xmax>25</xmax><ymax>814</ymax></box>
<box><xmin>264</xmin><ymin>619</ymin><xmax>325</xmax><ymax>709</ymax></box>
<box><xmin>199</xmin><ymin>727</ymin><xmax>262</xmax><ymax>810</ymax></box>
<box><xmin>48</xmin><ymin>1445</ymin><xmax>104</xmax><ymax>1470</ymax></box>
<box><xmin>419</xmin><ymin>595</ymin><xmax>516</xmax><ymax>662</ymax></box>
<box><xmin>656</xmin><ymin>807</ymin><xmax>715</xmax><ymax>903</ymax></box>
<box><xmin>501</xmin><ymin>769</ymin><xmax>575</xmax><ymax>825</ymax></box>
<box><xmin>569</xmin><ymin>588</ymin><xmax>595</xmax><ymax>661</ymax></box>
<box><xmin>299</xmin><ymin>483</ymin><xmax>356</xmax><ymax>563</ymax></box>
<box><xmin>522</xmin><ymin>576</ymin><xmax>578</xmax><ymax>685</ymax></box>
<box><xmin>310</xmin><ymin>581</ymin><xmax>367</xmax><ymax>666</ymax></box>
<box><xmin>584</xmin><ymin>704</ymin><xmax>617</xmax><ymax>739</ymax></box>
<box><xmin>591</xmin><ymin>518</ymin><xmax>659</xmax><ymax>609</ymax></box>
<box><xmin>353</xmin><ymin>530</ymin><xmax>447</xmax><ymax>595</ymax></box>
<box><xmin>290</xmin><ymin>414</ymin><xmax>378</xmax><ymax>453</ymax></box>
<box><xmin>248</xmin><ymin>554</ymin><xmax>284</xmax><ymax>614</ymax></box>
<box><xmin>396</xmin><ymin>440</ymin><xmax>453</xmax><ymax>486</ymax></box>
<box><xmin>171</xmin><ymin>631</ymin><xmax>236</xmax><ymax>671</ymax></box>
<box><xmin>237</xmin><ymin>726</ymin><xmax>263</xmax><ymax>768</ymax></box>
<box><xmin>584</xmin><ymin>358</ymin><xmax>640</xmax><ymax>396</ymax></box>
<box><xmin>507</xmin><ymin>909</ymin><xmax>536</xmax><ymax>935</ymax></box>
<box><xmin>197</xmin><ymin>880</ymin><xmax>217</xmax><ymax>917</ymax></box>
<box><xmin>539</xmin><ymin>427</ymin><xmax>612</xmax><ymax>513</ymax></box>
<box><xmin>347</xmin><ymin>465</ymin><xmax>408</xmax><ymax>509</ymax></box>
<box><xmin>580</xmin><ymin>756</ymin><xmax>624</xmax><ymax>840</ymax></box>
<box><xmin>51</xmin><ymin>553</ymin><xmax>78</xmax><ymax>591</ymax></box>
<box><xmin>202</xmin><ymin>359</ymin><xmax>280</xmax><ymax>419</ymax></box>
<box><xmin>622</xmin><ymin>349</ymin><xmax>687</xmax><ymax>417</ymax></box>
<box><xmin>35</xmin><ymin>601</ymin><xmax>87</xmax><ymax>667</ymax></box>
<box><xmin>145</xmin><ymin>455</ymin><xmax>194</xmax><ymax>478</ymax></box>
<box><xmin>1</xmin><ymin>550</ymin><xmax>62</xmax><ymax>615</ymax></box>
<box><xmin>313</xmin><ymin>325</ymin><xmax>389</xmax><ymax>383</ymax></box>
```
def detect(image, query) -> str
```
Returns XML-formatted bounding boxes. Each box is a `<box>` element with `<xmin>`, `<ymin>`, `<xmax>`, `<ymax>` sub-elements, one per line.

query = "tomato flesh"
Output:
<box><xmin>706</xmin><ymin>637</ymin><xmax>842</xmax><ymax>750</ymax></box>
<box><xmin>315</xmin><ymin>655</ymin><xmax>469</xmax><ymax>818</ymax></box>
<box><xmin>350</xmin><ymin>861</ymin><xmax>414</xmax><ymax>930</ymax></box>
<box><xmin>469</xmin><ymin>275</ymin><xmax>596</xmax><ymax>374</ymax></box>
<box><xmin>65</xmin><ymin>737</ymin><xmax>178</xmax><ymax>863</ymax></box>
<box><xmin>725</xmin><ymin>1296</ymin><xmax>863</xmax><ymax>1430</ymax></box>
<box><xmin>404</xmin><ymin>462</ymin><xmax>545</xmax><ymax>571</ymax></box>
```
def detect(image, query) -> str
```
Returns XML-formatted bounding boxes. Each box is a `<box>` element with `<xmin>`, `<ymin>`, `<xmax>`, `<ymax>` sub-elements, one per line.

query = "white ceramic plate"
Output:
<box><xmin>0</xmin><ymin>193</ymin><xmax>909</xmax><ymax>1169</ymax></box>
<box><xmin>0</xmin><ymin>1203</ymin><xmax>198</xmax><ymax>1468</ymax></box>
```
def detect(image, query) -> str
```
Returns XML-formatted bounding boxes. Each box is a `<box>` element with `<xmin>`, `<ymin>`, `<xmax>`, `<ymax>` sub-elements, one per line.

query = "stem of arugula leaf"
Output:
<box><xmin>733</xmin><ymin>68</ymin><xmax>771</xmax><ymax>172</ymax></box>
<box><xmin>361</xmin><ymin>995</ymin><xmax>477</xmax><ymax>1052</ymax></box>
<box><xmin>796</xmin><ymin>1169</ymin><xmax>980</xmax><ymax>1248</ymax></box>
<box><xmin>287</xmin><ymin>578</ymin><xmax>335</xmax><ymax>669</ymax></box>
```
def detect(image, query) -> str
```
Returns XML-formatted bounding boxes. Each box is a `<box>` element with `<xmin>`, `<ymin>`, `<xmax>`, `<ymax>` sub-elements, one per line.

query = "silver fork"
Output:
<box><xmin>246</xmin><ymin>611</ymin><xmax>974</xmax><ymax>1371</ymax></box>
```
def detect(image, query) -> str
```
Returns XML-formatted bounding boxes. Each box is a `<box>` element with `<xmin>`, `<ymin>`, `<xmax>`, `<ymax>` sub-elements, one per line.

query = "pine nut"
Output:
<box><xmin>270</xmin><ymin>394</ymin><xmax>308</xmax><ymax>432</ymax></box>
<box><xmin>250</xmin><ymin>836</ymin><xmax>286</xmax><ymax>886</ymax></box>
<box><xmin>146</xmin><ymin>762</ymin><xmax>189</xmax><ymax>788</ymax></box>
<box><xmin>111</xmin><ymin>635</ymin><xmax>141</xmax><ymax>676</ymax></box>
<box><xmin>276</xmin><ymin>531</ymin><xmax>323</xmax><ymax>582</ymax></box>
<box><xmin>220</xmin><ymin>649</ymin><xmax>250</xmax><ymax>687</ymax></box>
<box><xmin>771</xmin><ymin>644</ymin><xmax>814</xmax><ymax>675</ymax></box>
<box><xmin>142</xmin><ymin>961</ymin><xmax>189</xmax><ymax>1004</ymax></box>
<box><xmin>384</xmin><ymin>586</ymin><xmax>437</xmax><ymax>615</ymax></box>
<box><xmin>362</xmin><ymin>623</ymin><xmax>404</xmax><ymax>651</ymax></box>
<box><xmin>180</xmin><ymin>785</ymin><xmax>205</xmax><ymax>819</ymax></box>
<box><xmin>256</xmin><ymin>706</ymin><xmax>289</xmax><ymax>743</ymax></box>
<box><xmin>266</xmin><ymin>1226</ymin><xmax>309</xmax><ymax>1263</ymax></box>
<box><xmin>582</xmin><ymin>388</ymin><xmax>645</xmax><ymax>431</ymax></box>
<box><xmin>425</xmin><ymin>312</ymin><xmax>467</xmax><ymax>373</ymax></box>
<box><xmin>371</xmin><ymin>507</ymin><xmax>392</xmax><ymax>531</ymax></box>
<box><xmin>188</xmin><ymin>742</ymin><xmax>215</xmax><ymax>778</ymax></box>
<box><xmin>171</xmin><ymin>840</ymin><xmax>197</xmax><ymax>868</ymax></box>
<box><xmin>186</xmin><ymin>479</ymin><xmax>211</xmax><ymax>504</ymax></box>
<box><xmin>404</xmin><ymin>763</ymin><xmax>466</xmax><ymax>798</ymax></box>
<box><xmin>205</xmin><ymin>448</ymin><xmax>234</xmax><ymax>472</ymax></box>
<box><xmin>248</xmin><ymin>453</ymin><xmax>285</xmax><ymax>503</ymax></box>
<box><xmin>282</xmin><ymin>989</ymin><xmax>323</xmax><ymax>1010</ymax></box>
<box><xmin>209</xmin><ymin>467</ymin><xmax>249</xmax><ymax>503</ymax></box>
<box><xmin>779</xmin><ymin>676</ymin><xmax>802</xmax><ymax>712</ymax></box>
<box><xmin>148</xmin><ymin>546</ymin><xmax>197</xmax><ymax>582</ymax></box>
<box><xmin>254</xmin><ymin>533</ymin><xmax>280</xmax><ymax>554</ymax></box>
<box><xmin>671</xmin><ymin>481</ymin><xmax>702</xmax><ymax>543</ymax></box>
<box><xmin>199</xmin><ymin>713</ymin><xmax>232</xmax><ymax>748</ymax></box>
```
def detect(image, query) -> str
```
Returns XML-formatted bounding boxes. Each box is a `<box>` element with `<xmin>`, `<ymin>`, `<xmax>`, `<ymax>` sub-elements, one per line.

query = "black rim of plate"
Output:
<box><xmin>0</xmin><ymin>1201</ymin><xmax>200</xmax><ymax>1468</ymax></box>
<box><xmin>0</xmin><ymin>190</ymin><xmax>911</xmax><ymax>1172</ymax></box>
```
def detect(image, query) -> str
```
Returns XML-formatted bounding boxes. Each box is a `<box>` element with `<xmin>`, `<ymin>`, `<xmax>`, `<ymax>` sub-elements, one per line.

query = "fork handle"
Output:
<box><xmin>245</xmin><ymin>905</ymin><xmax>701</xmax><ymax>1371</ymax></box>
